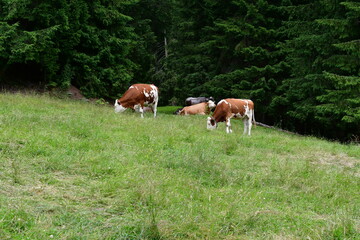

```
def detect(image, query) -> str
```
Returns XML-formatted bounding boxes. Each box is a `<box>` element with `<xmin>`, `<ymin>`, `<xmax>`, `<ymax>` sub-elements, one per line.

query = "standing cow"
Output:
<box><xmin>114</xmin><ymin>84</ymin><xmax>159</xmax><ymax>118</ymax></box>
<box><xmin>179</xmin><ymin>100</ymin><xmax>216</xmax><ymax>115</ymax></box>
<box><xmin>207</xmin><ymin>98</ymin><xmax>255</xmax><ymax>135</ymax></box>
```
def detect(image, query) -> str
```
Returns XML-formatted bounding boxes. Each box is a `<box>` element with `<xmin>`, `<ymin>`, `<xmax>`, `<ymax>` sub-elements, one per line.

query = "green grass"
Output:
<box><xmin>0</xmin><ymin>93</ymin><xmax>359</xmax><ymax>239</ymax></box>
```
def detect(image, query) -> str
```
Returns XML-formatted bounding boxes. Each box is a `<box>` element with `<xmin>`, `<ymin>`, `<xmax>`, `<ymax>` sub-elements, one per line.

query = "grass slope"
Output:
<box><xmin>0</xmin><ymin>93</ymin><xmax>359</xmax><ymax>240</ymax></box>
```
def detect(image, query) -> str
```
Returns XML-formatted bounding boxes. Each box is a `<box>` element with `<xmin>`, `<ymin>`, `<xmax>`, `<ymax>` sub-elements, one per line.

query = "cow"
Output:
<box><xmin>207</xmin><ymin>98</ymin><xmax>255</xmax><ymax>135</ymax></box>
<box><xmin>114</xmin><ymin>83</ymin><xmax>159</xmax><ymax>118</ymax></box>
<box><xmin>185</xmin><ymin>96</ymin><xmax>214</xmax><ymax>106</ymax></box>
<box><xmin>179</xmin><ymin>100</ymin><xmax>216</xmax><ymax>115</ymax></box>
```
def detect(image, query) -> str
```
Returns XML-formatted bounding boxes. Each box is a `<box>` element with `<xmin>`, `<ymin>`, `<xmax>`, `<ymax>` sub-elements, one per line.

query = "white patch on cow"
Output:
<box><xmin>150</xmin><ymin>85</ymin><xmax>158</xmax><ymax>99</ymax></box>
<box><xmin>244</xmin><ymin>109</ymin><xmax>254</xmax><ymax>135</ymax></box>
<box><xmin>244</xmin><ymin>103</ymin><xmax>251</xmax><ymax>118</ymax></box>
<box><xmin>226</xmin><ymin>118</ymin><xmax>232</xmax><ymax>133</ymax></box>
<box><xmin>207</xmin><ymin>100</ymin><xmax>216</xmax><ymax>109</ymax></box>
<box><xmin>207</xmin><ymin>117</ymin><xmax>217</xmax><ymax>130</ymax></box>
<box><xmin>129</xmin><ymin>86</ymin><xmax>134</xmax><ymax>89</ymax></box>
<box><xmin>150</xmin><ymin>85</ymin><xmax>159</xmax><ymax>117</ymax></box>
<box><xmin>219</xmin><ymin>99</ymin><xmax>228</xmax><ymax>105</ymax></box>
<box><xmin>134</xmin><ymin>104</ymin><xmax>141</xmax><ymax>112</ymax></box>
<box><xmin>143</xmin><ymin>90</ymin><xmax>150</xmax><ymax>98</ymax></box>
<box><xmin>220</xmin><ymin>99</ymin><xmax>231</xmax><ymax>108</ymax></box>
<box><xmin>114</xmin><ymin>100</ymin><xmax>127</xmax><ymax>113</ymax></box>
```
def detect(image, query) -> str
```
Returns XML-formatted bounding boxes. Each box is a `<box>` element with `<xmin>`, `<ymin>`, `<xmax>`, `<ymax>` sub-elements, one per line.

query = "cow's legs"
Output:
<box><xmin>246</xmin><ymin>111</ymin><xmax>253</xmax><ymax>135</ymax></box>
<box><xmin>152</xmin><ymin>102</ymin><xmax>158</xmax><ymax>118</ymax></box>
<box><xmin>138</xmin><ymin>105</ymin><xmax>144</xmax><ymax>118</ymax></box>
<box><xmin>247</xmin><ymin>117</ymin><xmax>252</xmax><ymax>135</ymax></box>
<box><xmin>226</xmin><ymin>118</ymin><xmax>232</xmax><ymax>133</ymax></box>
<box><xmin>243</xmin><ymin>119</ymin><xmax>250</xmax><ymax>135</ymax></box>
<box><xmin>243</xmin><ymin>118</ymin><xmax>252</xmax><ymax>135</ymax></box>
<box><xmin>248</xmin><ymin>121</ymin><xmax>252</xmax><ymax>135</ymax></box>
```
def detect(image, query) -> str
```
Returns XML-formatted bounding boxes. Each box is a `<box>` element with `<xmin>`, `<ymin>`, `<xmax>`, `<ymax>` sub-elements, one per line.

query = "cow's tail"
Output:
<box><xmin>252</xmin><ymin>109</ymin><xmax>256</xmax><ymax>127</ymax></box>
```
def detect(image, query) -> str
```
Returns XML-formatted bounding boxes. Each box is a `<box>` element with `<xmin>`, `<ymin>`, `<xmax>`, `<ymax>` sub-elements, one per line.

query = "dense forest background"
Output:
<box><xmin>0</xmin><ymin>0</ymin><xmax>359</xmax><ymax>142</ymax></box>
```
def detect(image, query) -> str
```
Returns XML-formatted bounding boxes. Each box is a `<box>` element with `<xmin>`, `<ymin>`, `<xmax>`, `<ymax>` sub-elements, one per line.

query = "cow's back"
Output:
<box><xmin>225</xmin><ymin>99</ymin><xmax>254</xmax><ymax>120</ymax></box>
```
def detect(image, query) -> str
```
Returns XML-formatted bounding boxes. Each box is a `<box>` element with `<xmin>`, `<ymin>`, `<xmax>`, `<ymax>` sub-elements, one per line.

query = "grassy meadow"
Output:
<box><xmin>0</xmin><ymin>93</ymin><xmax>359</xmax><ymax>240</ymax></box>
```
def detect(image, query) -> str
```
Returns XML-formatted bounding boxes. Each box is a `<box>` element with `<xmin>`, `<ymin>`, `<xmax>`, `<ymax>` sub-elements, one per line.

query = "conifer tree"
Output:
<box><xmin>162</xmin><ymin>0</ymin><xmax>287</xmax><ymax>112</ymax></box>
<box><xmin>316</xmin><ymin>1</ymin><xmax>360</xmax><ymax>139</ymax></box>
<box><xmin>0</xmin><ymin>0</ymin><xmax>137</xmax><ymax>98</ymax></box>
<box><xmin>278</xmin><ymin>0</ymin><xmax>359</xmax><ymax>140</ymax></box>
<box><xmin>204</xmin><ymin>0</ymin><xmax>288</xmax><ymax>122</ymax></box>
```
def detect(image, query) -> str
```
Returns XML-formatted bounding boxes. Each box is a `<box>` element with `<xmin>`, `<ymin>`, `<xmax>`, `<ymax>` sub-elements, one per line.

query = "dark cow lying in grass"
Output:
<box><xmin>185</xmin><ymin>96</ymin><xmax>214</xmax><ymax>106</ymax></box>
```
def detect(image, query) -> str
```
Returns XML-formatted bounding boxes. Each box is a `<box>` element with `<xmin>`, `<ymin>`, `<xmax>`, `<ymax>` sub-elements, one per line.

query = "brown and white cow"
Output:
<box><xmin>179</xmin><ymin>100</ymin><xmax>216</xmax><ymax>115</ymax></box>
<box><xmin>207</xmin><ymin>98</ymin><xmax>255</xmax><ymax>135</ymax></box>
<box><xmin>114</xmin><ymin>84</ymin><xmax>159</xmax><ymax>118</ymax></box>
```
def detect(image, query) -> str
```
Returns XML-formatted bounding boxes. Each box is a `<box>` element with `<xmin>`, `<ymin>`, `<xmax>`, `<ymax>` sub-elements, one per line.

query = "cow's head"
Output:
<box><xmin>114</xmin><ymin>100</ymin><xmax>126</xmax><ymax>113</ymax></box>
<box><xmin>207</xmin><ymin>116</ymin><xmax>217</xmax><ymax>130</ymax></box>
<box><xmin>207</xmin><ymin>100</ymin><xmax>216</xmax><ymax>109</ymax></box>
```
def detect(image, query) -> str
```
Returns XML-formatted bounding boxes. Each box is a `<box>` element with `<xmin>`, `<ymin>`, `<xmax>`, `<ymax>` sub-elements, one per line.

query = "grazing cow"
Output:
<box><xmin>114</xmin><ymin>84</ymin><xmax>158</xmax><ymax>118</ymax></box>
<box><xmin>207</xmin><ymin>98</ymin><xmax>255</xmax><ymax>135</ymax></box>
<box><xmin>179</xmin><ymin>100</ymin><xmax>216</xmax><ymax>115</ymax></box>
<box><xmin>185</xmin><ymin>96</ymin><xmax>214</xmax><ymax>106</ymax></box>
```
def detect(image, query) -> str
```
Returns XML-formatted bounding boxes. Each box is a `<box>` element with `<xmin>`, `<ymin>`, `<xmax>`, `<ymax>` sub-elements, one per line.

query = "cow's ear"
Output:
<box><xmin>210</xmin><ymin>118</ymin><xmax>216</xmax><ymax>126</ymax></box>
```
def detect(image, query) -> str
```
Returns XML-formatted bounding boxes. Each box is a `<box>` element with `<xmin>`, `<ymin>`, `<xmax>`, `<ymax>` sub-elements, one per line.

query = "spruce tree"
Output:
<box><xmin>278</xmin><ymin>0</ymin><xmax>359</xmax><ymax>140</ymax></box>
<box><xmin>316</xmin><ymin>1</ymin><xmax>360</xmax><ymax>140</ymax></box>
<box><xmin>0</xmin><ymin>0</ymin><xmax>137</xmax><ymax>98</ymax></box>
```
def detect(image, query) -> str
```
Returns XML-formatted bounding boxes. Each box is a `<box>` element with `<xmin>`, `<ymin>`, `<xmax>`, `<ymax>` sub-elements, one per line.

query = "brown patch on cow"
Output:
<box><xmin>210</xmin><ymin>118</ymin><xmax>216</xmax><ymax>126</ymax></box>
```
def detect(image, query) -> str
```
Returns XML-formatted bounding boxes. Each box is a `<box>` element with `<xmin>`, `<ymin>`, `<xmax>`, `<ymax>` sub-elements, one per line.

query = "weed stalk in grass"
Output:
<box><xmin>144</xmin><ymin>192</ymin><xmax>161</xmax><ymax>240</ymax></box>
<box><xmin>11</xmin><ymin>158</ymin><xmax>21</xmax><ymax>184</ymax></box>
<box><xmin>136</xmin><ymin>178</ymin><xmax>162</xmax><ymax>240</ymax></box>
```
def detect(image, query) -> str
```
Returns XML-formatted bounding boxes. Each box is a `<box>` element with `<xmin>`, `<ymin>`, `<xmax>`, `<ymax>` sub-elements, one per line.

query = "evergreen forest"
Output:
<box><xmin>0</xmin><ymin>0</ymin><xmax>359</xmax><ymax>142</ymax></box>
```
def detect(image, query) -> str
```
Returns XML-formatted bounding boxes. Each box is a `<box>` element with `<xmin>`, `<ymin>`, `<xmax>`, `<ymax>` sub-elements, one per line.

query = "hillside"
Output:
<box><xmin>0</xmin><ymin>93</ymin><xmax>359</xmax><ymax>239</ymax></box>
